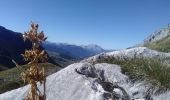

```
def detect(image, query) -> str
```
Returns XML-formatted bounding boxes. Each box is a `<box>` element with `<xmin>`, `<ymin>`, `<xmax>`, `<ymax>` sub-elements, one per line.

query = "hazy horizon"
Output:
<box><xmin>0</xmin><ymin>0</ymin><xmax>170</xmax><ymax>49</ymax></box>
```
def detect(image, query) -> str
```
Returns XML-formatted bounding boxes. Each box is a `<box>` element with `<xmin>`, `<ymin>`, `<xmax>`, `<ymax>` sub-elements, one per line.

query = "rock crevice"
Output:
<box><xmin>75</xmin><ymin>64</ymin><xmax>131</xmax><ymax>100</ymax></box>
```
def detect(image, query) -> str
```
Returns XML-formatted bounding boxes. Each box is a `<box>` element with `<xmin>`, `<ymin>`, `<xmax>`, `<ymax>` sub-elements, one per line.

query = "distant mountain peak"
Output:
<box><xmin>83</xmin><ymin>44</ymin><xmax>99</xmax><ymax>46</ymax></box>
<box><xmin>81</xmin><ymin>44</ymin><xmax>102</xmax><ymax>48</ymax></box>
<box><xmin>42</xmin><ymin>42</ymin><xmax>107</xmax><ymax>60</ymax></box>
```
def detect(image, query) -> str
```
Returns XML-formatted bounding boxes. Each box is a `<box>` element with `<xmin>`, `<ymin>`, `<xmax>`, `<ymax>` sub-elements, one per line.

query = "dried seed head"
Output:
<box><xmin>21</xmin><ymin>23</ymin><xmax>47</xmax><ymax>100</ymax></box>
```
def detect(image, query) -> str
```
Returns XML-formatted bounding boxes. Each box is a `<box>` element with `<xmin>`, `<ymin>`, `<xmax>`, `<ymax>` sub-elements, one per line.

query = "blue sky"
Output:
<box><xmin>0</xmin><ymin>0</ymin><xmax>170</xmax><ymax>49</ymax></box>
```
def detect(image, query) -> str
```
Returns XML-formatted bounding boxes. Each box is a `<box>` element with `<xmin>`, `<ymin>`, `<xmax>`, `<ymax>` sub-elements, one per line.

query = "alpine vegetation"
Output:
<box><xmin>21</xmin><ymin>23</ymin><xmax>48</xmax><ymax>100</ymax></box>
<box><xmin>83</xmin><ymin>47</ymin><xmax>170</xmax><ymax>93</ymax></box>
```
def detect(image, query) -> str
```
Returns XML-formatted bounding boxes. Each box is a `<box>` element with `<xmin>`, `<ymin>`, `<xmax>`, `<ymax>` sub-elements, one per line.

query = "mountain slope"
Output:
<box><xmin>81</xmin><ymin>44</ymin><xmax>106</xmax><ymax>54</ymax></box>
<box><xmin>0</xmin><ymin>26</ymin><xmax>106</xmax><ymax>69</ymax></box>
<box><xmin>140</xmin><ymin>24</ymin><xmax>170</xmax><ymax>52</ymax></box>
<box><xmin>0</xmin><ymin>26</ymin><xmax>60</xmax><ymax>69</ymax></box>
<box><xmin>0</xmin><ymin>26</ymin><xmax>32</xmax><ymax>68</ymax></box>
<box><xmin>143</xmin><ymin>24</ymin><xmax>170</xmax><ymax>45</ymax></box>
<box><xmin>42</xmin><ymin>42</ymin><xmax>107</xmax><ymax>59</ymax></box>
<box><xmin>42</xmin><ymin>42</ymin><xmax>107</xmax><ymax>67</ymax></box>
<box><xmin>144</xmin><ymin>35</ymin><xmax>170</xmax><ymax>52</ymax></box>
<box><xmin>0</xmin><ymin>63</ymin><xmax>61</xmax><ymax>94</ymax></box>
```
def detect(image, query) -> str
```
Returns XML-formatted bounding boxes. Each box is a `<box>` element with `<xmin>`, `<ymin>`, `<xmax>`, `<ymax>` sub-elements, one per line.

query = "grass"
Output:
<box><xmin>145</xmin><ymin>35</ymin><xmax>170</xmax><ymax>52</ymax></box>
<box><xmin>0</xmin><ymin>63</ymin><xmax>61</xmax><ymax>94</ymax></box>
<box><xmin>94</xmin><ymin>56</ymin><xmax>170</xmax><ymax>93</ymax></box>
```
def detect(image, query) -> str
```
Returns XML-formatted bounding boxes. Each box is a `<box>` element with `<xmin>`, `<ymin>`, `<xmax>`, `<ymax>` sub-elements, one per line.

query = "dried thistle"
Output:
<box><xmin>22</xmin><ymin>23</ymin><xmax>47</xmax><ymax>100</ymax></box>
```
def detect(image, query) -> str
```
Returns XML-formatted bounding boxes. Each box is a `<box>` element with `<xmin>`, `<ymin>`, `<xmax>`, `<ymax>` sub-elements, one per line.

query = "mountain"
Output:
<box><xmin>140</xmin><ymin>24</ymin><xmax>170</xmax><ymax>52</ymax></box>
<box><xmin>0</xmin><ymin>26</ymin><xmax>107</xmax><ymax>70</ymax></box>
<box><xmin>0</xmin><ymin>26</ymin><xmax>32</xmax><ymax>69</ymax></box>
<box><xmin>143</xmin><ymin>24</ymin><xmax>170</xmax><ymax>45</ymax></box>
<box><xmin>0</xmin><ymin>62</ymin><xmax>170</xmax><ymax>100</ymax></box>
<box><xmin>42</xmin><ymin>42</ymin><xmax>107</xmax><ymax>60</ymax></box>
<box><xmin>0</xmin><ymin>26</ymin><xmax>59</xmax><ymax>70</ymax></box>
<box><xmin>81</xmin><ymin>44</ymin><xmax>106</xmax><ymax>54</ymax></box>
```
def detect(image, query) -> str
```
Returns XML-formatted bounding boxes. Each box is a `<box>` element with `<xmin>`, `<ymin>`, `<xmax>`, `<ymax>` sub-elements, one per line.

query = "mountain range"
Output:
<box><xmin>42</xmin><ymin>42</ymin><xmax>108</xmax><ymax>66</ymax></box>
<box><xmin>1</xmin><ymin>24</ymin><xmax>170</xmax><ymax>99</ymax></box>
<box><xmin>0</xmin><ymin>26</ymin><xmax>107</xmax><ymax>70</ymax></box>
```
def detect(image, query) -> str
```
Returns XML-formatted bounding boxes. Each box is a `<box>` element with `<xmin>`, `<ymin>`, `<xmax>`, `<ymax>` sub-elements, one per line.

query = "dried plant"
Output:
<box><xmin>21</xmin><ymin>23</ymin><xmax>48</xmax><ymax>100</ymax></box>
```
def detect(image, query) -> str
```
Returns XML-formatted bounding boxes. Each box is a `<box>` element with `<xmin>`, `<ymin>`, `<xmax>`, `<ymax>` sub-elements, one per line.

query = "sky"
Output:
<box><xmin>0</xmin><ymin>0</ymin><xmax>170</xmax><ymax>49</ymax></box>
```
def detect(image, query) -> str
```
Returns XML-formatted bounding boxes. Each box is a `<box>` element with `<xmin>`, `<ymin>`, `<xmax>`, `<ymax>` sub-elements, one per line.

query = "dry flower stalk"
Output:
<box><xmin>22</xmin><ymin>23</ymin><xmax>48</xmax><ymax>100</ymax></box>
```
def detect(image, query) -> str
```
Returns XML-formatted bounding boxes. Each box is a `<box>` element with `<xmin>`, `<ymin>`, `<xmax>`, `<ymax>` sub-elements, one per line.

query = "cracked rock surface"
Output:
<box><xmin>0</xmin><ymin>63</ymin><xmax>169</xmax><ymax>100</ymax></box>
